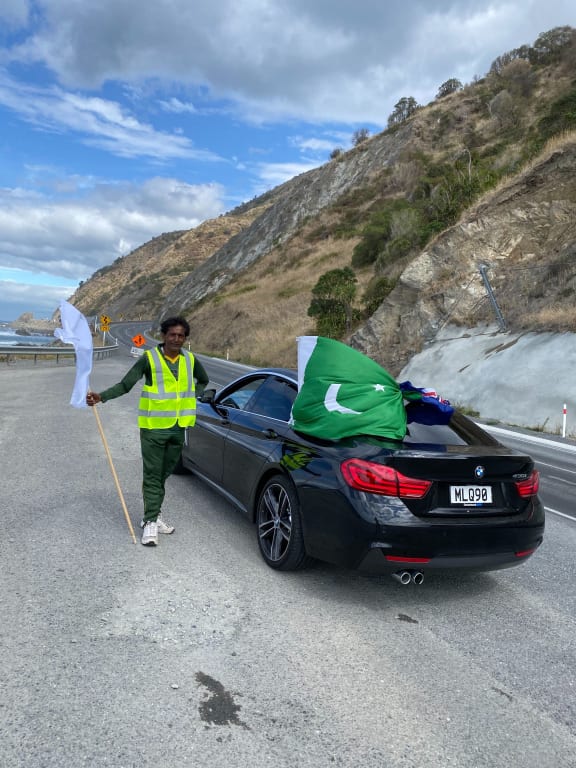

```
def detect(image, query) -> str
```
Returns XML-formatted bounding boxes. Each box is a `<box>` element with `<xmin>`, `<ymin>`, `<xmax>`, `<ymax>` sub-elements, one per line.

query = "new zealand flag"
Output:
<box><xmin>399</xmin><ymin>381</ymin><xmax>455</xmax><ymax>425</ymax></box>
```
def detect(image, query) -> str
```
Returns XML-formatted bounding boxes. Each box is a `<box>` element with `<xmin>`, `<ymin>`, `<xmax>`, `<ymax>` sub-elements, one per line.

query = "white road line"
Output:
<box><xmin>545</xmin><ymin>506</ymin><xmax>576</xmax><ymax>522</ymax></box>
<box><xmin>544</xmin><ymin>474</ymin><xmax>576</xmax><ymax>486</ymax></box>
<box><xmin>537</xmin><ymin>460</ymin><xmax>576</xmax><ymax>475</ymax></box>
<box><xmin>482</xmin><ymin>425</ymin><xmax>576</xmax><ymax>453</ymax></box>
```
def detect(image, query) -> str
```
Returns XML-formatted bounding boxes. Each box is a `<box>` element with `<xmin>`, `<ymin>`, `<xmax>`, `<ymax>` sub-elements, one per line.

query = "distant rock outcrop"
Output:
<box><xmin>10</xmin><ymin>313</ymin><xmax>56</xmax><ymax>336</ymax></box>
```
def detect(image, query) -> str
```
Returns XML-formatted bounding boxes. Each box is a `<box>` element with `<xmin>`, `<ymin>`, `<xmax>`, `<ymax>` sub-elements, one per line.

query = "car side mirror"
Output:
<box><xmin>199</xmin><ymin>388</ymin><xmax>216</xmax><ymax>403</ymax></box>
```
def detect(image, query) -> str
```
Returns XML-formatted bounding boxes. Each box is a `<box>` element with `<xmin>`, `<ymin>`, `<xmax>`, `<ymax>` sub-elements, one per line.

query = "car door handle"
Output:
<box><xmin>263</xmin><ymin>428</ymin><xmax>278</xmax><ymax>439</ymax></box>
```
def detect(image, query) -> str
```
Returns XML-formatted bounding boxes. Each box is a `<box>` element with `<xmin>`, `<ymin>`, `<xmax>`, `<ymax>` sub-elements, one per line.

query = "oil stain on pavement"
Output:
<box><xmin>195</xmin><ymin>671</ymin><xmax>249</xmax><ymax>729</ymax></box>
<box><xmin>396</xmin><ymin>613</ymin><xmax>419</xmax><ymax>624</ymax></box>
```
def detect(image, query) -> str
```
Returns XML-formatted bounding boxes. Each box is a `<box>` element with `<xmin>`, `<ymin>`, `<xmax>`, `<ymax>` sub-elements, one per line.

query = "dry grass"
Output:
<box><xmin>522</xmin><ymin>305</ymin><xmax>576</xmax><ymax>332</ymax></box>
<box><xmin>187</xmin><ymin>228</ymin><xmax>371</xmax><ymax>367</ymax></box>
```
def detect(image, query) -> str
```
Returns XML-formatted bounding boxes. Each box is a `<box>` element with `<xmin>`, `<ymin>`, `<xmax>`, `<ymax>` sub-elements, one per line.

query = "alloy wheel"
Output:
<box><xmin>257</xmin><ymin>482</ymin><xmax>293</xmax><ymax>562</ymax></box>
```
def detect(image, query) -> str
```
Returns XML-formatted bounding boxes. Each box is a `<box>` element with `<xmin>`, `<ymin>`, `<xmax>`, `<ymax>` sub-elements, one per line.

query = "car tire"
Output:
<box><xmin>256</xmin><ymin>474</ymin><xmax>311</xmax><ymax>571</ymax></box>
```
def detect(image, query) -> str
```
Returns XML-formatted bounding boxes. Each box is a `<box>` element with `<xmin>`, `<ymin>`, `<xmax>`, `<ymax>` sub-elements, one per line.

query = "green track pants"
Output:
<box><xmin>140</xmin><ymin>427</ymin><xmax>185</xmax><ymax>523</ymax></box>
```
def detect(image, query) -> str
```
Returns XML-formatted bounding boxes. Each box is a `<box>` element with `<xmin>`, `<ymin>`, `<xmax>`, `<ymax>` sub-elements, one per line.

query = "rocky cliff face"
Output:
<box><xmin>158</xmin><ymin>124</ymin><xmax>414</xmax><ymax>322</ymax></box>
<box><xmin>351</xmin><ymin>137</ymin><xmax>576</xmax><ymax>374</ymax></box>
<box><xmin>69</xmin><ymin>206</ymin><xmax>268</xmax><ymax>319</ymax></box>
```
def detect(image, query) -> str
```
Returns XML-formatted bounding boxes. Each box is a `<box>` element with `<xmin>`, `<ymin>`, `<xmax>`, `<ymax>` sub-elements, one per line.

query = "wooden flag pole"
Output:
<box><xmin>92</xmin><ymin>405</ymin><xmax>137</xmax><ymax>544</ymax></box>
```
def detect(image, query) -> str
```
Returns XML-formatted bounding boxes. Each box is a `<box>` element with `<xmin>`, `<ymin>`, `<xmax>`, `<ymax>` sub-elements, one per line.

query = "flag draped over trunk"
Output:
<box><xmin>54</xmin><ymin>300</ymin><xmax>93</xmax><ymax>408</ymax></box>
<box><xmin>291</xmin><ymin>336</ymin><xmax>407</xmax><ymax>440</ymax></box>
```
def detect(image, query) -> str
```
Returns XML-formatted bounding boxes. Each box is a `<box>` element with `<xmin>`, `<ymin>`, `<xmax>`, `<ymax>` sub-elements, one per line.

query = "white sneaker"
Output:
<box><xmin>141</xmin><ymin>521</ymin><xmax>158</xmax><ymax>546</ymax></box>
<box><xmin>140</xmin><ymin>517</ymin><xmax>175</xmax><ymax>535</ymax></box>
<box><xmin>157</xmin><ymin>517</ymin><xmax>175</xmax><ymax>534</ymax></box>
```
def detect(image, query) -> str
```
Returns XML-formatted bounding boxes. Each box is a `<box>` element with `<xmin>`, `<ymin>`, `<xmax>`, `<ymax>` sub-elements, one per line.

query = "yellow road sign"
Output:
<box><xmin>100</xmin><ymin>314</ymin><xmax>111</xmax><ymax>325</ymax></box>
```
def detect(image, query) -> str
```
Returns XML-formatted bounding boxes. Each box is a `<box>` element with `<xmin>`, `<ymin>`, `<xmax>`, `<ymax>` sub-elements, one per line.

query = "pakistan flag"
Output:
<box><xmin>291</xmin><ymin>336</ymin><xmax>407</xmax><ymax>441</ymax></box>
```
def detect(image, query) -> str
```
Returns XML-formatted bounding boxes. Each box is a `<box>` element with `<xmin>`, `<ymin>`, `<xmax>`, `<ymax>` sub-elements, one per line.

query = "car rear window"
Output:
<box><xmin>404</xmin><ymin>411</ymin><xmax>501</xmax><ymax>447</ymax></box>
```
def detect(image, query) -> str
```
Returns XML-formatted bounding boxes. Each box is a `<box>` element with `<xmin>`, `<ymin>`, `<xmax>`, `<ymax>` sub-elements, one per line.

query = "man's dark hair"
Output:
<box><xmin>160</xmin><ymin>316</ymin><xmax>190</xmax><ymax>337</ymax></box>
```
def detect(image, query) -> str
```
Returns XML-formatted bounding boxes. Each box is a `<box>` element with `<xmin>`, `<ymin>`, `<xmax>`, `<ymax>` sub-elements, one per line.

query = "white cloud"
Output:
<box><xmin>255</xmin><ymin>160</ymin><xmax>321</xmax><ymax>190</ymax></box>
<box><xmin>0</xmin><ymin>72</ymin><xmax>221</xmax><ymax>161</ymax></box>
<box><xmin>0</xmin><ymin>280</ymin><xmax>72</xmax><ymax>319</ymax></box>
<box><xmin>290</xmin><ymin>135</ymin><xmax>345</xmax><ymax>154</ymax></box>
<box><xmin>7</xmin><ymin>0</ymin><xmax>574</xmax><ymax>125</ymax></box>
<box><xmin>159</xmin><ymin>97</ymin><xmax>197</xmax><ymax>114</ymax></box>
<box><xmin>0</xmin><ymin>0</ymin><xmax>28</xmax><ymax>26</ymax></box>
<box><xmin>0</xmin><ymin>177</ymin><xmax>226</xmax><ymax>282</ymax></box>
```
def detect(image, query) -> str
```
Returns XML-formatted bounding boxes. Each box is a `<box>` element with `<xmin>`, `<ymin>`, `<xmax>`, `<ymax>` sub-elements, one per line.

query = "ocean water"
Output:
<box><xmin>0</xmin><ymin>322</ymin><xmax>55</xmax><ymax>346</ymax></box>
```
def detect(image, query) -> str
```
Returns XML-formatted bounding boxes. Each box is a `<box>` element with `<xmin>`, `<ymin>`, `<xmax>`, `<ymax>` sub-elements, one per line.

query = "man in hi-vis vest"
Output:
<box><xmin>86</xmin><ymin>317</ymin><xmax>209</xmax><ymax>546</ymax></box>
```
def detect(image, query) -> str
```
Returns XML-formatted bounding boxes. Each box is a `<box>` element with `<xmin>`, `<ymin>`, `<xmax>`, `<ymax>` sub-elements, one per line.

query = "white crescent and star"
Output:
<box><xmin>323</xmin><ymin>383</ymin><xmax>387</xmax><ymax>414</ymax></box>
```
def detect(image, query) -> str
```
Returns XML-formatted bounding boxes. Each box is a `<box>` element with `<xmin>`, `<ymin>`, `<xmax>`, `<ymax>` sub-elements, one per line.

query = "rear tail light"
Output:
<box><xmin>341</xmin><ymin>458</ymin><xmax>432</xmax><ymax>498</ymax></box>
<box><xmin>514</xmin><ymin>470</ymin><xmax>540</xmax><ymax>497</ymax></box>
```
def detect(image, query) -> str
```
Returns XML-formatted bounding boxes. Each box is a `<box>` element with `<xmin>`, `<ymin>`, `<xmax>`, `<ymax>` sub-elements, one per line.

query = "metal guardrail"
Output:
<box><xmin>0</xmin><ymin>344</ymin><xmax>120</xmax><ymax>365</ymax></box>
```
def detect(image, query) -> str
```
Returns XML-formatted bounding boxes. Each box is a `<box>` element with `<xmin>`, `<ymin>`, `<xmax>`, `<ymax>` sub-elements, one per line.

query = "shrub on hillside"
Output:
<box><xmin>308</xmin><ymin>267</ymin><xmax>358</xmax><ymax>338</ymax></box>
<box><xmin>436</xmin><ymin>78</ymin><xmax>463</xmax><ymax>99</ymax></box>
<box><xmin>352</xmin><ymin>128</ymin><xmax>370</xmax><ymax>146</ymax></box>
<box><xmin>387</xmin><ymin>97</ymin><xmax>420</xmax><ymax>128</ymax></box>
<box><xmin>536</xmin><ymin>85</ymin><xmax>576</xmax><ymax>142</ymax></box>
<box><xmin>529</xmin><ymin>26</ymin><xmax>575</xmax><ymax>64</ymax></box>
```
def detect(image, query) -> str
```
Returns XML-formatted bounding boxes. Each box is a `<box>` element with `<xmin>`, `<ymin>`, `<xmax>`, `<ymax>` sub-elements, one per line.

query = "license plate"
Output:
<box><xmin>450</xmin><ymin>485</ymin><xmax>492</xmax><ymax>505</ymax></box>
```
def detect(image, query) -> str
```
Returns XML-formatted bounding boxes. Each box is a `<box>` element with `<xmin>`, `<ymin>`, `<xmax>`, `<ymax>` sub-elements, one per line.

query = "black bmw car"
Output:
<box><xmin>179</xmin><ymin>368</ymin><xmax>545</xmax><ymax>583</ymax></box>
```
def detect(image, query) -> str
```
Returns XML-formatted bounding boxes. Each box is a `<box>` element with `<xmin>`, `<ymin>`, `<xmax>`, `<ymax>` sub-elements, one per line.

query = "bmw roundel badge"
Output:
<box><xmin>474</xmin><ymin>465</ymin><xmax>485</xmax><ymax>479</ymax></box>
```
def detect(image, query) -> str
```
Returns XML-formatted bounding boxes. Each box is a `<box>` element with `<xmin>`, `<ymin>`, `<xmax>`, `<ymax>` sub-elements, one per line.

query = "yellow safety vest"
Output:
<box><xmin>138</xmin><ymin>348</ymin><xmax>197</xmax><ymax>429</ymax></box>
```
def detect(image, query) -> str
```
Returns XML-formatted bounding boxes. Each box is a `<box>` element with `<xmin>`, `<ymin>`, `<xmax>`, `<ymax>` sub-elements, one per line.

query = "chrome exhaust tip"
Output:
<box><xmin>411</xmin><ymin>570</ymin><xmax>424</xmax><ymax>585</ymax></box>
<box><xmin>392</xmin><ymin>570</ymin><xmax>412</xmax><ymax>585</ymax></box>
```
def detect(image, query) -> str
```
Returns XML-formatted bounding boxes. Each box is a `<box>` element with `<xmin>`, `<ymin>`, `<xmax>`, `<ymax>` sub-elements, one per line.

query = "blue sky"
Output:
<box><xmin>0</xmin><ymin>1</ymin><xmax>574</xmax><ymax>320</ymax></box>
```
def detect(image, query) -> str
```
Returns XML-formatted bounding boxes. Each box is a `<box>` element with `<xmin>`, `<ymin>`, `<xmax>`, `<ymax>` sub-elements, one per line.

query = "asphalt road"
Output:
<box><xmin>482</xmin><ymin>425</ymin><xmax>576</xmax><ymax>526</ymax></box>
<box><xmin>1</xmin><ymin>355</ymin><xmax>575</xmax><ymax>768</ymax></box>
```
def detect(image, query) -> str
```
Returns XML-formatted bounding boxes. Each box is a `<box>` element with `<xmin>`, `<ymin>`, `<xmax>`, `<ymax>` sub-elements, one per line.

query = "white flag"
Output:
<box><xmin>54</xmin><ymin>300</ymin><xmax>93</xmax><ymax>408</ymax></box>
